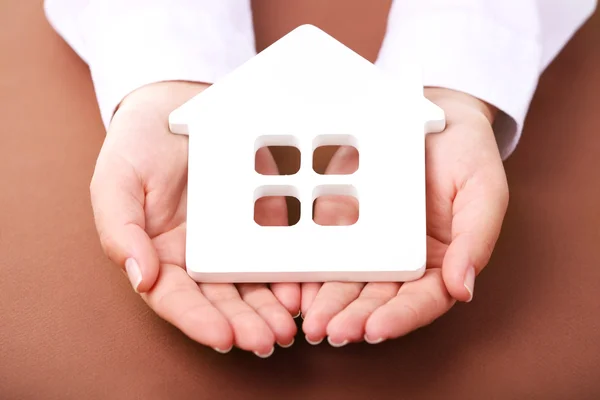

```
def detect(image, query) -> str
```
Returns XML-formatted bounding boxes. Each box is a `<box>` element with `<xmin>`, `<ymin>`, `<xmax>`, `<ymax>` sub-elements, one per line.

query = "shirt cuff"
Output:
<box><xmin>376</xmin><ymin>8</ymin><xmax>542</xmax><ymax>159</ymax></box>
<box><xmin>75</xmin><ymin>2</ymin><xmax>256</xmax><ymax>129</ymax></box>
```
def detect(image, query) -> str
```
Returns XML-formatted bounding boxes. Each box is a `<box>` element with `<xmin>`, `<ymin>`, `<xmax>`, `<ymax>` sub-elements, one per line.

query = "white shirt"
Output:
<box><xmin>44</xmin><ymin>0</ymin><xmax>596</xmax><ymax>159</ymax></box>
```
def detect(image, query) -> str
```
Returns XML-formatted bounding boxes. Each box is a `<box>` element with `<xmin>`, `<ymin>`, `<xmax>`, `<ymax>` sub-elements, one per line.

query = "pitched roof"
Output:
<box><xmin>169</xmin><ymin>24</ymin><xmax>403</xmax><ymax>135</ymax></box>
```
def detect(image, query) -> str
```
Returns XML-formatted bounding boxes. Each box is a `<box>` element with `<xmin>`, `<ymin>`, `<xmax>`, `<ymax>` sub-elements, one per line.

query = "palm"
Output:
<box><xmin>93</xmin><ymin>109</ymin><xmax>299</xmax><ymax>356</ymax></box>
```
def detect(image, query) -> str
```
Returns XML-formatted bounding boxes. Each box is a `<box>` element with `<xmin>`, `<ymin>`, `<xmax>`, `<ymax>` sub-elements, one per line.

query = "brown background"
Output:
<box><xmin>1</xmin><ymin>1</ymin><xmax>599</xmax><ymax>399</ymax></box>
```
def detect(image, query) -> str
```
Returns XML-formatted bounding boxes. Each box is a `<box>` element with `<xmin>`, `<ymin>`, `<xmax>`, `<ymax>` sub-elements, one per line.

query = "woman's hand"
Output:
<box><xmin>301</xmin><ymin>88</ymin><xmax>509</xmax><ymax>346</ymax></box>
<box><xmin>90</xmin><ymin>81</ymin><xmax>299</xmax><ymax>357</ymax></box>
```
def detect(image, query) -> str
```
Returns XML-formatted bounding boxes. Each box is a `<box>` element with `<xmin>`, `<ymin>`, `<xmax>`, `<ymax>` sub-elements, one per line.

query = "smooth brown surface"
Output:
<box><xmin>1</xmin><ymin>1</ymin><xmax>599</xmax><ymax>399</ymax></box>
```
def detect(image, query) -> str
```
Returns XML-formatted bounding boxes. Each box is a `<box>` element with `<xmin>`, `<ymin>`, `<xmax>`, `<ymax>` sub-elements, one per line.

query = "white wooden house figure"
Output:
<box><xmin>169</xmin><ymin>24</ymin><xmax>445</xmax><ymax>283</ymax></box>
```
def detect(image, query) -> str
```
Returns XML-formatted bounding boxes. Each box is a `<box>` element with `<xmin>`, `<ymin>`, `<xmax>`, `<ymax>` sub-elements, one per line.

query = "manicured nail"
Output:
<box><xmin>305</xmin><ymin>335</ymin><xmax>323</xmax><ymax>345</ymax></box>
<box><xmin>327</xmin><ymin>337</ymin><xmax>348</xmax><ymax>347</ymax></box>
<box><xmin>364</xmin><ymin>335</ymin><xmax>384</xmax><ymax>345</ymax></box>
<box><xmin>254</xmin><ymin>347</ymin><xmax>275</xmax><ymax>358</ymax></box>
<box><xmin>464</xmin><ymin>266</ymin><xmax>475</xmax><ymax>302</ymax></box>
<box><xmin>125</xmin><ymin>258</ymin><xmax>142</xmax><ymax>292</ymax></box>
<box><xmin>213</xmin><ymin>346</ymin><xmax>232</xmax><ymax>354</ymax></box>
<box><xmin>277</xmin><ymin>338</ymin><xmax>295</xmax><ymax>348</ymax></box>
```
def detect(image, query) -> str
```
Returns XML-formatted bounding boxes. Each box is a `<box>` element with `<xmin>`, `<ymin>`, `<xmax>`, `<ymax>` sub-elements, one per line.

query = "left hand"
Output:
<box><xmin>301</xmin><ymin>88</ymin><xmax>509</xmax><ymax>346</ymax></box>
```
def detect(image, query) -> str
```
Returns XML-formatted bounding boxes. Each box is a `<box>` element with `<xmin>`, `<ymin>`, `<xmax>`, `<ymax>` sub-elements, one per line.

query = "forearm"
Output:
<box><xmin>425</xmin><ymin>87</ymin><xmax>497</xmax><ymax>126</ymax></box>
<box><xmin>377</xmin><ymin>0</ymin><xmax>597</xmax><ymax>159</ymax></box>
<box><xmin>44</xmin><ymin>0</ymin><xmax>255</xmax><ymax>128</ymax></box>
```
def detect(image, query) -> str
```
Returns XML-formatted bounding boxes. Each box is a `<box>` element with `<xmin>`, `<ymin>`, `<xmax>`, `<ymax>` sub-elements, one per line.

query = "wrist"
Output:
<box><xmin>116</xmin><ymin>81</ymin><xmax>210</xmax><ymax>118</ymax></box>
<box><xmin>424</xmin><ymin>87</ymin><xmax>497</xmax><ymax>125</ymax></box>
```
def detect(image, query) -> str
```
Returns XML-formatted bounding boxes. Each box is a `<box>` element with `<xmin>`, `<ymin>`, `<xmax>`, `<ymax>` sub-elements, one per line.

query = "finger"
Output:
<box><xmin>325</xmin><ymin>145</ymin><xmax>359</xmax><ymax>175</ymax></box>
<box><xmin>152</xmin><ymin>224</ymin><xmax>186</xmax><ymax>267</ymax></box>
<box><xmin>301</xmin><ymin>146</ymin><xmax>363</xmax><ymax>344</ymax></box>
<box><xmin>238</xmin><ymin>284</ymin><xmax>297</xmax><ymax>348</ymax></box>
<box><xmin>255</xmin><ymin>146</ymin><xmax>281</xmax><ymax>176</ymax></box>
<box><xmin>254</xmin><ymin>188</ymin><xmax>300</xmax><ymax>316</ymax></box>
<box><xmin>255</xmin><ymin>146</ymin><xmax>288</xmax><ymax>226</ymax></box>
<box><xmin>270</xmin><ymin>283</ymin><xmax>301</xmax><ymax>317</ymax></box>
<box><xmin>90</xmin><ymin>152</ymin><xmax>158</xmax><ymax>293</ymax></box>
<box><xmin>144</xmin><ymin>176</ymin><xmax>188</xmax><ymax>239</ymax></box>
<box><xmin>365</xmin><ymin>269</ymin><xmax>455</xmax><ymax>343</ymax></box>
<box><xmin>427</xmin><ymin>235</ymin><xmax>448</xmax><ymax>269</ymax></box>
<box><xmin>326</xmin><ymin>282</ymin><xmax>400</xmax><ymax>346</ymax></box>
<box><xmin>301</xmin><ymin>283</ymin><xmax>322</xmax><ymax>317</ymax></box>
<box><xmin>200</xmin><ymin>283</ymin><xmax>276</xmax><ymax>357</ymax></box>
<box><xmin>254</xmin><ymin>146</ymin><xmax>302</xmax><ymax>315</ymax></box>
<box><xmin>443</xmin><ymin>170</ymin><xmax>509</xmax><ymax>302</ymax></box>
<box><xmin>313</xmin><ymin>195</ymin><xmax>359</xmax><ymax>226</ymax></box>
<box><xmin>314</xmin><ymin>145</ymin><xmax>360</xmax><ymax>226</ymax></box>
<box><xmin>302</xmin><ymin>282</ymin><xmax>364</xmax><ymax>345</ymax></box>
<box><xmin>141</xmin><ymin>263</ymin><xmax>234</xmax><ymax>353</ymax></box>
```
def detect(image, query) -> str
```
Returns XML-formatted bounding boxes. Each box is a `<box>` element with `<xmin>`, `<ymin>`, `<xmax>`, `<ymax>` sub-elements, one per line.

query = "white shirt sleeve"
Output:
<box><xmin>44</xmin><ymin>0</ymin><xmax>256</xmax><ymax>129</ymax></box>
<box><xmin>376</xmin><ymin>0</ymin><xmax>597</xmax><ymax>159</ymax></box>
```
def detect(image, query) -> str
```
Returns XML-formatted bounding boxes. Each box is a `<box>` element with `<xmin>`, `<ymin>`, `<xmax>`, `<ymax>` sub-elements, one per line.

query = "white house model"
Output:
<box><xmin>169</xmin><ymin>24</ymin><xmax>445</xmax><ymax>283</ymax></box>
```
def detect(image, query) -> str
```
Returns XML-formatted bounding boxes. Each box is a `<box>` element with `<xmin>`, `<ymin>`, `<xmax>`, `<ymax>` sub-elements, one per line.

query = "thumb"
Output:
<box><xmin>90</xmin><ymin>154</ymin><xmax>159</xmax><ymax>293</ymax></box>
<box><xmin>442</xmin><ymin>171</ymin><xmax>509</xmax><ymax>302</ymax></box>
<box><xmin>314</xmin><ymin>146</ymin><xmax>359</xmax><ymax>226</ymax></box>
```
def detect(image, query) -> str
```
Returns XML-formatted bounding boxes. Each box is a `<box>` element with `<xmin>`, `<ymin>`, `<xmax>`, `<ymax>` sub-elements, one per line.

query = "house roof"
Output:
<box><xmin>169</xmin><ymin>24</ymin><xmax>420</xmax><ymax>135</ymax></box>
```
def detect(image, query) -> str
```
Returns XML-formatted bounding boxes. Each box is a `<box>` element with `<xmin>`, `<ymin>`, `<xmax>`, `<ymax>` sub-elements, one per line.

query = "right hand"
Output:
<box><xmin>90</xmin><ymin>81</ymin><xmax>299</xmax><ymax>357</ymax></box>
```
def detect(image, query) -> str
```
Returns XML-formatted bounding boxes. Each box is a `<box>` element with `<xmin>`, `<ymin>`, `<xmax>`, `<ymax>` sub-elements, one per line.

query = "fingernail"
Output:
<box><xmin>305</xmin><ymin>335</ymin><xmax>323</xmax><ymax>345</ymax></box>
<box><xmin>300</xmin><ymin>312</ymin><xmax>305</xmax><ymax>320</ymax></box>
<box><xmin>125</xmin><ymin>258</ymin><xmax>142</xmax><ymax>292</ymax></box>
<box><xmin>464</xmin><ymin>266</ymin><xmax>475</xmax><ymax>302</ymax></box>
<box><xmin>213</xmin><ymin>346</ymin><xmax>232</xmax><ymax>354</ymax></box>
<box><xmin>254</xmin><ymin>347</ymin><xmax>275</xmax><ymax>358</ymax></box>
<box><xmin>364</xmin><ymin>335</ymin><xmax>384</xmax><ymax>345</ymax></box>
<box><xmin>277</xmin><ymin>338</ymin><xmax>295</xmax><ymax>348</ymax></box>
<box><xmin>327</xmin><ymin>337</ymin><xmax>348</xmax><ymax>347</ymax></box>
<box><xmin>292</xmin><ymin>310</ymin><xmax>301</xmax><ymax>319</ymax></box>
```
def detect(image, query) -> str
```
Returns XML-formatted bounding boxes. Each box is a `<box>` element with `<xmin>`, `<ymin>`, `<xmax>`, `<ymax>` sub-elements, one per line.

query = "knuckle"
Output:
<box><xmin>228</xmin><ymin>308</ymin><xmax>260</xmax><ymax>328</ymax></box>
<box><xmin>401</xmin><ymin>303</ymin><xmax>421</xmax><ymax>327</ymax></box>
<box><xmin>253</xmin><ymin>301</ymin><xmax>281</xmax><ymax>318</ymax></box>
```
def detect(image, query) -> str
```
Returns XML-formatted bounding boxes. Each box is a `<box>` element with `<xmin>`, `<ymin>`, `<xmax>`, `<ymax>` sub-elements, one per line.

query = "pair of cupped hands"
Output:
<box><xmin>90</xmin><ymin>81</ymin><xmax>508</xmax><ymax>358</ymax></box>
